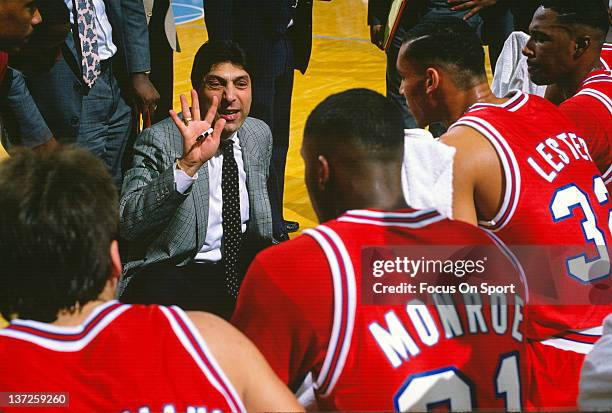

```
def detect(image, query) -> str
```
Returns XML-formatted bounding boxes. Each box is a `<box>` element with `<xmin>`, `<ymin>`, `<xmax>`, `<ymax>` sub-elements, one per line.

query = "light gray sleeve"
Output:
<box><xmin>119</xmin><ymin>126</ymin><xmax>188</xmax><ymax>241</ymax></box>
<box><xmin>579</xmin><ymin>314</ymin><xmax>612</xmax><ymax>411</ymax></box>
<box><xmin>4</xmin><ymin>68</ymin><xmax>53</xmax><ymax>147</ymax></box>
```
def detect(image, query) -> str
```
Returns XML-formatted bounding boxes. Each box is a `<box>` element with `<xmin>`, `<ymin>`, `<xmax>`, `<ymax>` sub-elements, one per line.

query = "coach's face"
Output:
<box><xmin>198</xmin><ymin>62</ymin><xmax>252</xmax><ymax>139</ymax></box>
<box><xmin>0</xmin><ymin>0</ymin><xmax>41</xmax><ymax>52</ymax></box>
<box><xmin>523</xmin><ymin>6</ymin><xmax>576</xmax><ymax>85</ymax></box>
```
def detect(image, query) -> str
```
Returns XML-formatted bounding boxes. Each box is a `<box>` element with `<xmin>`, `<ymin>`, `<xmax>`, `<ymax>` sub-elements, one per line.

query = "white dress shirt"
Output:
<box><xmin>174</xmin><ymin>132</ymin><xmax>250</xmax><ymax>262</ymax></box>
<box><xmin>64</xmin><ymin>0</ymin><xmax>118</xmax><ymax>60</ymax></box>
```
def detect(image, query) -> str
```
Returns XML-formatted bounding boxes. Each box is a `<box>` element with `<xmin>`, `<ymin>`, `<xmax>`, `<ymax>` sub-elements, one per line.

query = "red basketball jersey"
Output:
<box><xmin>600</xmin><ymin>43</ymin><xmax>612</xmax><ymax>70</ymax></box>
<box><xmin>0</xmin><ymin>302</ymin><xmax>245</xmax><ymax>413</ymax></box>
<box><xmin>560</xmin><ymin>70</ymin><xmax>612</xmax><ymax>192</ymax></box>
<box><xmin>451</xmin><ymin>91</ymin><xmax>612</xmax><ymax>341</ymax></box>
<box><xmin>233</xmin><ymin>209</ymin><xmax>527</xmax><ymax>411</ymax></box>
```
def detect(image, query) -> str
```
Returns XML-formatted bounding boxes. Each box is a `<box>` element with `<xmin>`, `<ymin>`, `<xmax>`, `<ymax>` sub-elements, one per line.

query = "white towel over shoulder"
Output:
<box><xmin>492</xmin><ymin>31</ymin><xmax>547</xmax><ymax>98</ymax></box>
<box><xmin>401</xmin><ymin>129</ymin><xmax>456</xmax><ymax>218</ymax></box>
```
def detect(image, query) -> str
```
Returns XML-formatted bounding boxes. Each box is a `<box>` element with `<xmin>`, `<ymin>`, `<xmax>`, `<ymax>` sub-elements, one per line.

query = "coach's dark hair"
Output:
<box><xmin>0</xmin><ymin>147</ymin><xmax>118</xmax><ymax>322</ymax></box>
<box><xmin>540</xmin><ymin>0</ymin><xmax>609</xmax><ymax>37</ymax></box>
<box><xmin>191</xmin><ymin>40</ymin><xmax>250</xmax><ymax>89</ymax></box>
<box><xmin>401</xmin><ymin>16</ymin><xmax>486</xmax><ymax>88</ymax></box>
<box><xmin>304</xmin><ymin>88</ymin><xmax>404</xmax><ymax>160</ymax></box>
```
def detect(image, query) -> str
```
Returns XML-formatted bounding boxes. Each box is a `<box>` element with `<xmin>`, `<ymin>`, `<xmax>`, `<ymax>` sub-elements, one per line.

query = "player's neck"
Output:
<box><xmin>448</xmin><ymin>83</ymin><xmax>503</xmax><ymax>124</ymax></box>
<box><xmin>52</xmin><ymin>280</ymin><xmax>117</xmax><ymax>327</ymax></box>
<box><xmin>334</xmin><ymin>179</ymin><xmax>408</xmax><ymax>216</ymax></box>
<box><xmin>557</xmin><ymin>62</ymin><xmax>602</xmax><ymax>99</ymax></box>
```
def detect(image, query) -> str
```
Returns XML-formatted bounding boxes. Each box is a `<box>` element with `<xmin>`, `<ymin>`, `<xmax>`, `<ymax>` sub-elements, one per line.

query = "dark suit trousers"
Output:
<box><xmin>148</xmin><ymin>0</ymin><xmax>173</xmax><ymax>125</ymax></box>
<box><xmin>78</xmin><ymin>61</ymin><xmax>132</xmax><ymax>187</ymax></box>
<box><xmin>120</xmin><ymin>261</ymin><xmax>235</xmax><ymax>320</ymax></box>
<box><xmin>249</xmin><ymin>44</ymin><xmax>295</xmax><ymax>236</ymax></box>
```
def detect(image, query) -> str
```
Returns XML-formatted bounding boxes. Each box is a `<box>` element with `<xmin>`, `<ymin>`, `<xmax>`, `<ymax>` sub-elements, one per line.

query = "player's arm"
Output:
<box><xmin>186</xmin><ymin>311</ymin><xmax>304</xmax><ymax>412</ymax></box>
<box><xmin>440</xmin><ymin>125</ymin><xmax>503</xmax><ymax>225</ymax></box>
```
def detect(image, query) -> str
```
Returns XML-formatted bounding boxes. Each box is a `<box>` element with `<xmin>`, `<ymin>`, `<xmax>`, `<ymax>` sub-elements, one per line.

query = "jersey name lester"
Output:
<box><xmin>527</xmin><ymin>132</ymin><xmax>594</xmax><ymax>183</ymax></box>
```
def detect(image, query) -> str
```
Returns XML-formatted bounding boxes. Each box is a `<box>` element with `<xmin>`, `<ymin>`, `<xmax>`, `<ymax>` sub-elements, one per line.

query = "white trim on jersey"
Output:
<box><xmin>572</xmin><ymin>326</ymin><xmax>604</xmax><ymax>336</ymax></box>
<box><xmin>575</xmin><ymin>88</ymin><xmax>612</xmax><ymax>115</ymax></box>
<box><xmin>540</xmin><ymin>337</ymin><xmax>594</xmax><ymax>354</ymax></box>
<box><xmin>0</xmin><ymin>301</ymin><xmax>130</xmax><ymax>352</ymax></box>
<box><xmin>450</xmin><ymin>116</ymin><xmax>522</xmax><ymax>231</ymax></box>
<box><xmin>603</xmin><ymin>163</ymin><xmax>612</xmax><ymax>185</ymax></box>
<box><xmin>338</xmin><ymin>209</ymin><xmax>445</xmax><ymax>228</ymax></box>
<box><xmin>303</xmin><ymin>225</ymin><xmax>357</xmax><ymax>398</ymax></box>
<box><xmin>159</xmin><ymin>307</ymin><xmax>246</xmax><ymax>413</ymax></box>
<box><xmin>601</xmin><ymin>57</ymin><xmax>610</xmax><ymax>71</ymax></box>
<box><xmin>481</xmin><ymin>229</ymin><xmax>530</xmax><ymax>302</ymax></box>
<box><xmin>343</xmin><ymin>208</ymin><xmax>435</xmax><ymax>219</ymax></box>
<box><xmin>468</xmin><ymin>91</ymin><xmax>529</xmax><ymax>113</ymax></box>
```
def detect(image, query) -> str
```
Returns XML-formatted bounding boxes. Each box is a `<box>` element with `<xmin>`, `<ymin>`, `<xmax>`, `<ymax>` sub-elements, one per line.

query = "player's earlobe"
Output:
<box><xmin>318</xmin><ymin>155</ymin><xmax>330</xmax><ymax>190</ymax></box>
<box><xmin>574</xmin><ymin>36</ymin><xmax>591</xmax><ymax>58</ymax></box>
<box><xmin>109</xmin><ymin>240</ymin><xmax>122</xmax><ymax>281</ymax></box>
<box><xmin>425</xmin><ymin>68</ymin><xmax>439</xmax><ymax>93</ymax></box>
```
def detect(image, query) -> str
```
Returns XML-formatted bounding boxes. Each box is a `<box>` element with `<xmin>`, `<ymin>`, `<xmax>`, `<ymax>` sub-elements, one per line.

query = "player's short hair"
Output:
<box><xmin>401</xmin><ymin>16</ymin><xmax>486</xmax><ymax>88</ymax></box>
<box><xmin>304</xmin><ymin>88</ymin><xmax>404</xmax><ymax>160</ymax></box>
<box><xmin>0</xmin><ymin>147</ymin><xmax>118</xmax><ymax>322</ymax></box>
<box><xmin>540</xmin><ymin>0</ymin><xmax>609</xmax><ymax>36</ymax></box>
<box><xmin>191</xmin><ymin>40</ymin><xmax>251</xmax><ymax>89</ymax></box>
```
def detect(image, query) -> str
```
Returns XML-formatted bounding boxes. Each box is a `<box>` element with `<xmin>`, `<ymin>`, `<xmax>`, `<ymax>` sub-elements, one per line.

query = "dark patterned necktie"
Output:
<box><xmin>221</xmin><ymin>139</ymin><xmax>242</xmax><ymax>298</ymax></box>
<box><xmin>75</xmin><ymin>0</ymin><xmax>100</xmax><ymax>87</ymax></box>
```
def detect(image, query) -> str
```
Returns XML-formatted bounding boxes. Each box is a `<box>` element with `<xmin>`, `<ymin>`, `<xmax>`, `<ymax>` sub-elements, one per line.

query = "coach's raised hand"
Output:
<box><xmin>170</xmin><ymin>90</ymin><xmax>226</xmax><ymax>177</ymax></box>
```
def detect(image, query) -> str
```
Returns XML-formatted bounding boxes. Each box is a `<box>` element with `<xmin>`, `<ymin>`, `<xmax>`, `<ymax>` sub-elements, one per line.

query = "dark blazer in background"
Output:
<box><xmin>204</xmin><ymin>0</ymin><xmax>313</xmax><ymax>238</ymax></box>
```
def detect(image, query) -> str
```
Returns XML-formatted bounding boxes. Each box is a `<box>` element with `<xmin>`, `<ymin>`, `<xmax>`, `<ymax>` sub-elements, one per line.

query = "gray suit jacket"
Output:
<box><xmin>118</xmin><ymin>116</ymin><xmax>274</xmax><ymax>294</ymax></box>
<box><xmin>8</xmin><ymin>0</ymin><xmax>151</xmax><ymax>146</ymax></box>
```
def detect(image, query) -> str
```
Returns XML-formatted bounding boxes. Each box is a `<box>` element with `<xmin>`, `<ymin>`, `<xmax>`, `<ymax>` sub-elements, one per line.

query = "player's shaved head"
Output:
<box><xmin>302</xmin><ymin>88</ymin><xmax>407</xmax><ymax>222</ymax></box>
<box><xmin>540</xmin><ymin>0</ymin><xmax>609</xmax><ymax>41</ymax></box>
<box><xmin>400</xmin><ymin>16</ymin><xmax>487</xmax><ymax>89</ymax></box>
<box><xmin>304</xmin><ymin>88</ymin><xmax>404</xmax><ymax>161</ymax></box>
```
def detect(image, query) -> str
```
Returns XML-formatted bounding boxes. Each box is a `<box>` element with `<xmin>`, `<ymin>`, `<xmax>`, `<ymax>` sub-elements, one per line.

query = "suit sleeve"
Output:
<box><xmin>3</xmin><ymin>69</ymin><xmax>53</xmax><ymax>147</ymax></box>
<box><xmin>120</xmin><ymin>0</ymin><xmax>151</xmax><ymax>73</ymax></box>
<box><xmin>579</xmin><ymin>315</ymin><xmax>612</xmax><ymax>410</ymax></box>
<box><xmin>119</xmin><ymin>126</ymin><xmax>189</xmax><ymax>241</ymax></box>
<box><xmin>231</xmin><ymin>238</ymin><xmax>334</xmax><ymax>391</ymax></box>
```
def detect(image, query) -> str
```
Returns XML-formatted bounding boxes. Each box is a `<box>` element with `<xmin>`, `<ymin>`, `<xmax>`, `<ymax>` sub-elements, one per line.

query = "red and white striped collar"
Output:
<box><xmin>581</xmin><ymin>69</ymin><xmax>612</xmax><ymax>87</ymax></box>
<box><xmin>337</xmin><ymin>208</ymin><xmax>444</xmax><ymax>227</ymax></box>
<box><xmin>0</xmin><ymin>300</ymin><xmax>130</xmax><ymax>350</ymax></box>
<box><xmin>467</xmin><ymin>90</ymin><xmax>529</xmax><ymax>113</ymax></box>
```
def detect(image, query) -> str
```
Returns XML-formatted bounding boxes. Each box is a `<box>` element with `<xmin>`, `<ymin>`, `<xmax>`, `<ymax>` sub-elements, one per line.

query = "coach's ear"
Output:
<box><xmin>318</xmin><ymin>155</ymin><xmax>330</xmax><ymax>190</ymax></box>
<box><xmin>425</xmin><ymin>67</ymin><xmax>440</xmax><ymax>94</ymax></box>
<box><xmin>109</xmin><ymin>240</ymin><xmax>122</xmax><ymax>281</ymax></box>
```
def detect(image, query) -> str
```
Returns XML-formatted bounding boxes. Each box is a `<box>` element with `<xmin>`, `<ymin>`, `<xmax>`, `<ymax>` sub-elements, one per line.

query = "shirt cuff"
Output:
<box><xmin>174</xmin><ymin>167</ymin><xmax>198</xmax><ymax>194</ymax></box>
